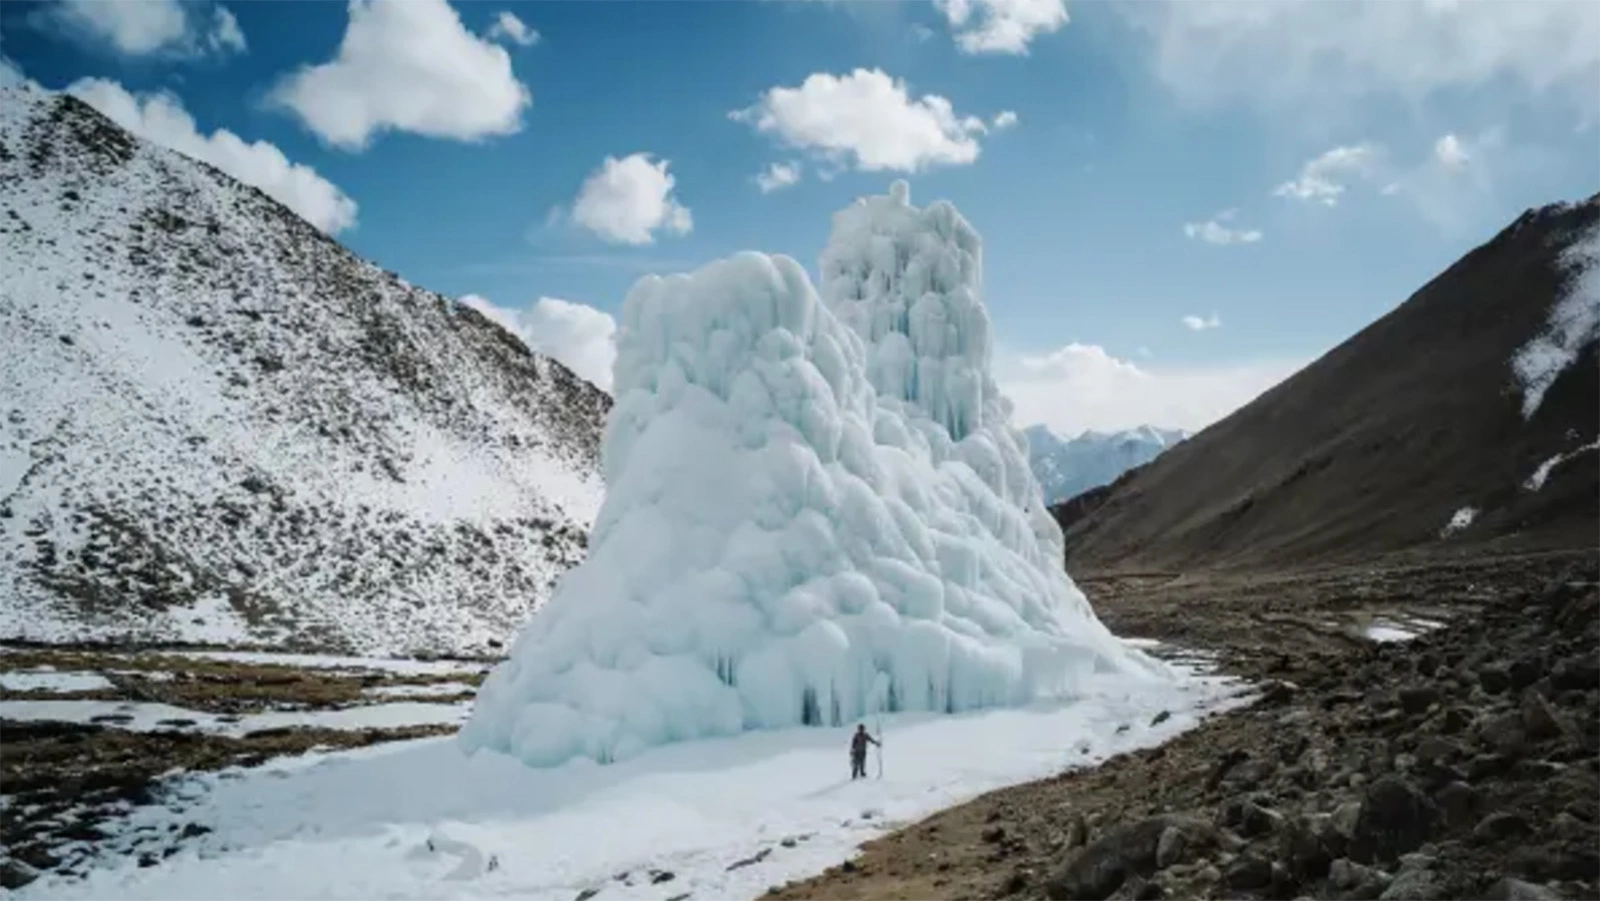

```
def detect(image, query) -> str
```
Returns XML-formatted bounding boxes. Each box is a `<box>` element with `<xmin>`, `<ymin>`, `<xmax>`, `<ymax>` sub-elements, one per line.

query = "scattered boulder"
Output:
<box><xmin>1482</xmin><ymin>877</ymin><xmax>1561</xmax><ymax>900</ymax></box>
<box><xmin>1045</xmin><ymin>815</ymin><xmax>1215</xmax><ymax>901</ymax></box>
<box><xmin>1348</xmin><ymin>776</ymin><xmax>1436</xmax><ymax>863</ymax></box>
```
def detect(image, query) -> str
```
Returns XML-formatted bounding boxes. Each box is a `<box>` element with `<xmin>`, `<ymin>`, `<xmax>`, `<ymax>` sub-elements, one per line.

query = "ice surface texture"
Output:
<box><xmin>461</xmin><ymin>183</ymin><xmax>1171</xmax><ymax>767</ymax></box>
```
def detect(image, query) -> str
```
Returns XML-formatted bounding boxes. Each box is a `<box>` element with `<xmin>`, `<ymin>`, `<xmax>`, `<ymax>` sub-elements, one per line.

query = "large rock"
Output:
<box><xmin>1348</xmin><ymin>776</ymin><xmax>1436</xmax><ymax>863</ymax></box>
<box><xmin>1045</xmin><ymin>815</ymin><xmax>1217</xmax><ymax>901</ymax></box>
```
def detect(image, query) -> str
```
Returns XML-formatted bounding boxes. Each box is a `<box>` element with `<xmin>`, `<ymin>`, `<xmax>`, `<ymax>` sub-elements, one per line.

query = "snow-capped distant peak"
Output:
<box><xmin>1026</xmin><ymin>424</ymin><xmax>1190</xmax><ymax>506</ymax></box>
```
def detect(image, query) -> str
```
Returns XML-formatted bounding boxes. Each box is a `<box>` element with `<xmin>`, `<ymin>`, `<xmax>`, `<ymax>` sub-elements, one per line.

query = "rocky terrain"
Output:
<box><xmin>766</xmin><ymin>551</ymin><xmax>1600</xmax><ymax>901</ymax></box>
<box><xmin>1054</xmin><ymin>196</ymin><xmax>1599</xmax><ymax>573</ymax></box>
<box><xmin>1025</xmin><ymin>426</ymin><xmax>1188</xmax><ymax>507</ymax></box>
<box><xmin>0</xmin><ymin>86</ymin><xmax>609</xmax><ymax>656</ymax></box>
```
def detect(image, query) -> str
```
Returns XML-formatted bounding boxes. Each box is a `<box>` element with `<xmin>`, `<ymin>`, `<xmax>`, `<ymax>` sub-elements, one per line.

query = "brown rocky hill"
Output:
<box><xmin>1054</xmin><ymin>196</ymin><xmax>1600</xmax><ymax>574</ymax></box>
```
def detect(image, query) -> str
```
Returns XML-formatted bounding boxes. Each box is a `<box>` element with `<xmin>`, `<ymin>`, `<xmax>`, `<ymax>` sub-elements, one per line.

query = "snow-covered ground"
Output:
<box><xmin>14</xmin><ymin>657</ymin><xmax>1244</xmax><ymax>901</ymax></box>
<box><xmin>363</xmin><ymin>681</ymin><xmax>479</xmax><ymax>699</ymax></box>
<box><xmin>0</xmin><ymin>698</ymin><xmax>471</xmax><ymax>735</ymax></box>
<box><xmin>0</xmin><ymin>670</ymin><xmax>113</xmax><ymax>692</ymax></box>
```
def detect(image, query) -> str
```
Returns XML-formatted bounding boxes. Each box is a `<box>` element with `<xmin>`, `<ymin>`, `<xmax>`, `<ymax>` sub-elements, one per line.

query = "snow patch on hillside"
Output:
<box><xmin>1525</xmin><ymin>439</ymin><xmax>1600</xmax><ymax>491</ymax></box>
<box><xmin>1440</xmin><ymin>506</ymin><xmax>1478</xmax><ymax>538</ymax></box>
<box><xmin>1513</xmin><ymin>222</ymin><xmax>1600</xmax><ymax>418</ymax></box>
<box><xmin>462</xmin><ymin>183</ymin><xmax>1173</xmax><ymax>769</ymax></box>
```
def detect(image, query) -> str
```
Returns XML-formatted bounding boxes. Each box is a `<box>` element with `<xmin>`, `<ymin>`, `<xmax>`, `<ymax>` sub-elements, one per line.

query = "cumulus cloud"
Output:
<box><xmin>730</xmin><ymin>68</ymin><xmax>995</xmax><ymax>173</ymax></box>
<box><xmin>998</xmin><ymin>342</ymin><xmax>1305</xmax><ymax>434</ymax></box>
<box><xmin>65</xmin><ymin>77</ymin><xmax>358</xmax><ymax>234</ymax></box>
<box><xmin>269</xmin><ymin>0</ymin><xmax>530</xmax><ymax>151</ymax></box>
<box><xmin>1119</xmin><ymin>0</ymin><xmax>1600</xmax><ymax>124</ymax></box>
<box><xmin>486</xmin><ymin>10</ymin><xmax>538</xmax><ymax>46</ymax></box>
<box><xmin>460</xmin><ymin>294</ymin><xmax>616</xmax><ymax>391</ymax></box>
<box><xmin>1183</xmin><ymin>209</ymin><xmax>1262</xmax><ymax>245</ymax></box>
<box><xmin>1181</xmin><ymin>313</ymin><xmax>1222</xmax><ymax>331</ymax></box>
<box><xmin>48</xmin><ymin>0</ymin><xmax>245</xmax><ymax>58</ymax></box>
<box><xmin>1274</xmin><ymin>143</ymin><xmax>1382</xmax><ymax>205</ymax></box>
<box><xmin>992</xmin><ymin>110</ymin><xmax>1019</xmax><ymax>130</ymax></box>
<box><xmin>570</xmin><ymin>153</ymin><xmax>693</xmax><ymax>245</ymax></box>
<box><xmin>754</xmin><ymin>161</ymin><xmax>802</xmax><ymax>194</ymax></box>
<box><xmin>935</xmin><ymin>0</ymin><xmax>1068</xmax><ymax>55</ymax></box>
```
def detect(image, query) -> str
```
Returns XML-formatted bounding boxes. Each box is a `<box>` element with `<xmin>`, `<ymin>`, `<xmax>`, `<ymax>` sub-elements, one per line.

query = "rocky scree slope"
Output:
<box><xmin>1053</xmin><ymin>197</ymin><xmax>1600</xmax><ymax>573</ymax></box>
<box><xmin>769</xmin><ymin>562</ymin><xmax>1600</xmax><ymax>901</ymax></box>
<box><xmin>1025</xmin><ymin>425</ymin><xmax>1188</xmax><ymax>507</ymax></box>
<box><xmin>0</xmin><ymin>87</ymin><xmax>609</xmax><ymax>656</ymax></box>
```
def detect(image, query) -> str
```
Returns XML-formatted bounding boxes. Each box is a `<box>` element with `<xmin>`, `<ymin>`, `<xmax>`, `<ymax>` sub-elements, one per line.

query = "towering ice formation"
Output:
<box><xmin>461</xmin><ymin>183</ymin><xmax>1172</xmax><ymax>767</ymax></box>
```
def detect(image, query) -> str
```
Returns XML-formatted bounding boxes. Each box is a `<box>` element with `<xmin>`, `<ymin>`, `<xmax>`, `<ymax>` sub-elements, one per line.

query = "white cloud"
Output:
<box><xmin>1183</xmin><ymin>209</ymin><xmax>1262</xmax><ymax>245</ymax></box>
<box><xmin>754</xmin><ymin>161</ymin><xmax>802</xmax><ymax>194</ymax></box>
<box><xmin>1433</xmin><ymin>133</ymin><xmax>1470</xmax><ymax>169</ymax></box>
<box><xmin>269</xmin><ymin>0</ymin><xmax>530</xmax><ymax>151</ymax></box>
<box><xmin>67</xmin><ymin>77</ymin><xmax>358</xmax><ymax>234</ymax></box>
<box><xmin>460</xmin><ymin>294</ymin><xmax>616</xmax><ymax>391</ymax></box>
<box><xmin>1120</xmin><ymin>0</ymin><xmax>1600</xmax><ymax>125</ymax></box>
<box><xmin>992</xmin><ymin>110</ymin><xmax>1019</xmax><ymax>130</ymax></box>
<box><xmin>998</xmin><ymin>342</ymin><xmax>1304</xmax><ymax>433</ymax></box>
<box><xmin>1274</xmin><ymin>143</ymin><xmax>1382</xmax><ymax>205</ymax></box>
<box><xmin>570</xmin><ymin>153</ymin><xmax>693</xmax><ymax>245</ymax></box>
<box><xmin>486</xmin><ymin>10</ymin><xmax>538</xmax><ymax>47</ymax></box>
<box><xmin>49</xmin><ymin>0</ymin><xmax>245</xmax><ymax>58</ymax></box>
<box><xmin>730</xmin><ymin>68</ymin><xmax>994</xmax><ymax>173</ymax></box>
<box><xmin>935</xmin><ymin>0</ymin><xmax>1068</xmax><ymax>55</ymax></box>
<box><xmin>910</xmin><ymin>23</ymin><xmax>937</xmax><ymax>43</ymax></box>
<box><xmin>207</xmin><ymin>7</ymin><xmax>245</xmax><ymax>54</ymax></box>
<box><xmin>1274</xmin><ymin>131</ymin><xmax>1519</xmax><ymax>232</ymax></box>
<box><xmin>1181</xmin><ymin>313</ymin><xmax>1222</xmax><ymax>331</ymax></box>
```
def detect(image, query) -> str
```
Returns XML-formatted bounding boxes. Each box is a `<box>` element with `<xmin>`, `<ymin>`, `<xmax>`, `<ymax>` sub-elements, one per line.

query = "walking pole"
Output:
<box><xmin>872</xmin><ymin>672</ymin><xmax>888</xmax><ymax>780</ymax></box>
<box><xmin>875</xmin><ymin>708</ymin><xmax>883</xmax><ymax>779</ymax></box>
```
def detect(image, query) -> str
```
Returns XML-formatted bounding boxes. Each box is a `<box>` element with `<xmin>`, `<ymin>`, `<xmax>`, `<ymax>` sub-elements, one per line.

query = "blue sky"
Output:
<box><xmin>3</xmin><ymin>0</ymin><xmax>1597</xmax><ymax>432</ymax></box>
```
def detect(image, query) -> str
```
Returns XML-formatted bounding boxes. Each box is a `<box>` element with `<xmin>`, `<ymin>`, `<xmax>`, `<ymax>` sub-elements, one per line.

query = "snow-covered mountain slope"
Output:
<box><xmin>1024</xmin><ymin>424</ymin><xmax>1188</xmax><ymax>505</ymax></box>
<box><xmin>0</xmin><ymin>86</ymin><xmax>608</xmax><ymax>656</ymax></box>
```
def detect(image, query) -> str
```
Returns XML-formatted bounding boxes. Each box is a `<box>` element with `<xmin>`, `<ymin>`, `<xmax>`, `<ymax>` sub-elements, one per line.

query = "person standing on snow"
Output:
<box><xmin>850</xmin><ymin>723</ymin><xmax>879</xmax><ymax>780</ymax></box>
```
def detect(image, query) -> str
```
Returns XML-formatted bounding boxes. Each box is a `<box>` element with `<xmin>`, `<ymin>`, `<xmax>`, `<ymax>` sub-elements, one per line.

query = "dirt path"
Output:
<box><xmin>766</xmin><ymin>550</ymin><xmax>1599</xmax><ymax>901</ymax></box>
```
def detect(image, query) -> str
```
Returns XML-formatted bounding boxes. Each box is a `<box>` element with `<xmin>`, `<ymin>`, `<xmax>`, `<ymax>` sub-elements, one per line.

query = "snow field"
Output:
<box><xmin>464</xmin><ymin>183</ymin><xmax>1172</xmax><ymax>768</ymax></box>
<box><xmin>13</xmin><ymin>657</ymin><xmax>1246</xmax><ymax>901</ymax></box>
<box><xmin>0</xmin><ymin>698</ymin><xmax>472</xmax><ymax>735</ymax></box>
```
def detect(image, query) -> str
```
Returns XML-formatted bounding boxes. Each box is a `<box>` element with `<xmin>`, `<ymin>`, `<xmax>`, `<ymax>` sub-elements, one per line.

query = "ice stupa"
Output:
<box><xmin>460</xmin><ymin>182</ymin><xmax>1173</xmax><ymax>767</ymax></box>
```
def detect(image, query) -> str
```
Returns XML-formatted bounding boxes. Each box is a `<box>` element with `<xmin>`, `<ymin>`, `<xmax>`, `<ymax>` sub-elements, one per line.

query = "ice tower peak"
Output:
<box><xmin>460</xmin><ymin>185</ymin><xmax>1173</xmax><ymax>769</ymax></box>
<box><xmin>889</xmin><ymin>179</ymin><xmax>910</xmax><ymax>205</ymax></box>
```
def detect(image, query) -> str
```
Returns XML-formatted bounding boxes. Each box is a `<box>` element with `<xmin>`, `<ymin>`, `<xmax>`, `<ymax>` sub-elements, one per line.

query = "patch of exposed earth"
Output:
<box><xmin>0</xmin><ymin>644</ymin><xmax>491</xmax><ymax>889</ymax></box>
<box><xmin>767</xmin><ymin>550</ymin><xmax>1599</xmax><ymax>901</ymax></box>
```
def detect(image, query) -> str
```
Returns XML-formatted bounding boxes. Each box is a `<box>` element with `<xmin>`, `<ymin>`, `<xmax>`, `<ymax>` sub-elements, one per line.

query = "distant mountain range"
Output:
<box><xmin>0</xmin><ymin>86</ymin><xmax>609</xmax><ymax>656</ymax></box>
<box><xmin>1024</xmin><ymin>424</ymin><xmax>1189</xmax><ymax>506</ymax></box>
